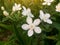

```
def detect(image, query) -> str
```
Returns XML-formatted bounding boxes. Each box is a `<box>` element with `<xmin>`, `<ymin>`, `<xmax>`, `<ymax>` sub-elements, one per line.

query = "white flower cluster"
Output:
<box><xmin>42</xmin><ymin>0</ymin><xmax>54</xmax><ymax>6</ymax></box>
<box><xmin>42</xmin><ymin>0</ymin><xmax>60</xmax><ymax>12</ymax></box>
<box><xmin>1</xmin><ymin>0</ymin><xmax>60</xmax><ymax>37</ymax></box>
<box><xmin>12</xmin><ymin>3</ymin><xmax>21</xmax><ymax>12</ymax></box>
<box><xmin>22</xmin><ymin>6</ymin><xmax>34</xmax><ymax>18</ymax></box>
<box><xmin>21</xmin><ymin>10</ymin><xmax>52</xmax><ymax>37</ymax></box>
<box><xmin>1</xmin><ymin>3</ymin><xmax>22</xmax><ymax>16</ymax></box>
<box><xmin>21</xmin><ymin>5</ymin><xmax>53</xmax><ymax>37</ymax></box>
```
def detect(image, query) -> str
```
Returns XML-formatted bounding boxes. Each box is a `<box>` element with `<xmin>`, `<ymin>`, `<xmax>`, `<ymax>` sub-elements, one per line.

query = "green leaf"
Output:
<box><xmin>56</xmin><ymin>41</ymin><xmax>60</xmax><ymax>45</ymax></box>
<box><xmin>4</xmin><ymin>34</ymin><xmax>16</xmax><ymax>45</ymax></box>
<box><xmin>0</xmin><ymin>41</ymin><xmax>5</xmax><ymax>45</ymax></box>
<box><xmin>53</xmin><ymin>22</ymin><xmax>60</xmax><ymax>31</ymax></box>
<box><xmin>0</xmin><ymin>23</ymin><xmax>14</xmax><ymax>31</ymax></box>
<box><xmin>13</xmin><ymin>22</ymin><xmax>25</xmax><ymax>45</ymax></box>
<box><xmin>46</xmin><ymin>36</ymin><xmax>58</xmax><ymax>40</ymax></box>
<box><xmin>56</xmin><ymin>32</ymin><xmax>60</xmax><ymax>40</ymax></box>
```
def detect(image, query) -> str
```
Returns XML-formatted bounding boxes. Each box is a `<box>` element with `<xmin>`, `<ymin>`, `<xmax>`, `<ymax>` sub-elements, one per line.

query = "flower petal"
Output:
<box><xmin>45</xmin><ymin>13</ymin><xmax>50</xmax><ymax>19</ymax></box>
<box><xmin>46</xmin><ymin>19</ymin><xmax>52</xmax><ymax>24</ymax></box>
<box><xmin>3</xmin><ymin>11</ymin><xmax>9</xmax><ymax>16</ymax></box>
<box><xmin>33</xmin><ymin>19</ymin><xmax>41</xmax><ymax>26</ymax></box>
<box><xmin>15</xmin><ymin>3</ymin><xmax>17</xmax><ymax>6</ymax></box>
<box><xmin>1</xmin><ymin>6</ymin><xmax>5</xmax><ymax>10</ymax></box>
<box><xmin>28</xmin><ymin>30</ymin><xmax>34</xmax><ymax>37</ymax></box>
<box><xmin>47</xmin><ymin>3</ymin><xmax>51</xmax><ymax>5</ymax></box>
<box><xmin>29</xmin><ymin>13</ymin><xmax>34</xmax><ymax>17</ymax></box>
<box><xmin>27</xmin><ymin>8</ymin><xmax>31</xmax><ymax>13</ymax></box>
<box><xmin>22</xmin><ymin>10</ymin><xmax>27</xmax><ymax>16</ymax></box>
<box><xmin>39</xmin><ymin>10</ymin><xmax>44</xmax><ymax>20</ymax></box>
<box><xmin>22</xmin><ymin>6</ymin><xmax>26</xmax><ymax>11</ymax></box>
<box><xmin>18</xmin><ymin>4</ymin><xmax>21</xmax><ymax>7</ymax></box>
<box><xmin>42</xmin><ymin>2</ymin><xmax>47</xmax><ymax>5</ymax></box>
<box><xmin>27</xmin><ymin>8</ymin><xmax>34</xmax><ymax>17</ymax></box>
<box><xmin>22</xmin><ymin>6</ymin><xmax>28</xmax><ymax>16</ymax></box>
<box><xmin>43</xmin><ymin>19</ymin><xmax>47</xmax><ymax>22</ymax></box>
<box><xmin>56</xmin><ymin>3</ymin><xmax>60</xmax><ymax>12</ymax></box>
<box><xmin>34</xmin><ymin>27</ymin><xmax>41</xmax><ymax>33</ymax></box>
<box><xmin>12</xmin><ymin>6</ymin><xmax>16</xmax><ymax>11</ymax></box>
<box><xmin>22</xmin><ymin>24</ymin><xmax>29</xmax><ymax>30</ymax></box>
<box><xmin>26</xmin><ymin>17</ymin><xmax>32</xmax><ymax>24</ymax></box>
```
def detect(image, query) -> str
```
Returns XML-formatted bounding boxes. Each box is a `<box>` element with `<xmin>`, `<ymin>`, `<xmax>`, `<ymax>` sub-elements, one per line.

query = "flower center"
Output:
<box><xmin>43</xmin><ymin>16</ymin><xmax>47</xmax><ymax>20</ymax></box>
<box><xmin>29</xmin><ymin>24</ymin><xmax>35</xmax><ymax>30</ymax></box>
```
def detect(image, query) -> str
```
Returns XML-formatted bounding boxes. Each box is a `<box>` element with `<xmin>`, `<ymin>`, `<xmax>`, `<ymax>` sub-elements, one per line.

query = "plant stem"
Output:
<box><xmin>13</xmin><ymin>22</ymin><xmax>25</xmax><ymax>45</ymax></box>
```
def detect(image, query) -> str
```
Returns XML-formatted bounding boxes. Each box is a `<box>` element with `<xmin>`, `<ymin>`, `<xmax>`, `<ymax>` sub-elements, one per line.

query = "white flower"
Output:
<box><xmin>3</xmin><ymin>11</ymin><xmax>9</xmax><ymax>16</ymax></box>
<box><xmin>22</xmin><ymin>17</ymin><xmax>41</xmax><ymax>37</ymax></box>
<box><xmin>1</xmin><ymin>6</ymin><xmax>5</xmax><ymax>10</ymax></box>
<box><xmin>56</xmin><ymin>3</ymin><xmax>60</xmax><ymax>12</ymax></box>
<box><xmin>22</xmin><ymin>6</ymin><xmax>34</xmax><ymax>17</ymax></box>
<box><xmin>42</xmin><ymin>0</ymin><xmax>54</xmax><ymax>6</ymax></box>
<box><xmin>12</xmin><ymin>3</ymin><xmax>21</xmax><ymax>12</ymax></box>
<box><xmin>39</xmin><ymin>10</ymin><xmax>52</xmax><ymax>24</ymax></box>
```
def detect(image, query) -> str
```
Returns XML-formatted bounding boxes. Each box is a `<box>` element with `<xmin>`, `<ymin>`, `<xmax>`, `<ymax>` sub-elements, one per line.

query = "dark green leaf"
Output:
<box><xmin>56</xmin><ymin>41</ymin><xmax>60</xmax><ymax>45</ymax></box>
